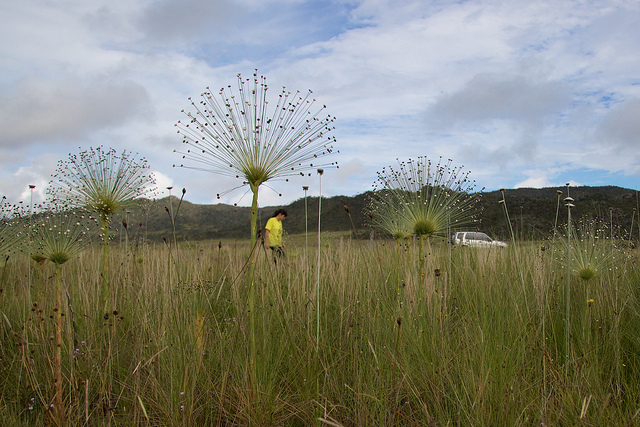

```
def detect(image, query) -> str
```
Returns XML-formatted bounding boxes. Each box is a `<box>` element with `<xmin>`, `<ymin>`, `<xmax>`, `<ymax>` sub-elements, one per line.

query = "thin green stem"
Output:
<box><xmin>102</xmin><ymin>216</ymin><xmax>110</xmax><ymax>313</ymax></box>
<box><xmin>247</xmin><ymin>183</ymin><xmax>260</xmax><ymax>386</ymax></box>
<box><xmin>54</xmin><ymin>263</ymin><xmax>65</xmax><ymax>422</ymax></box>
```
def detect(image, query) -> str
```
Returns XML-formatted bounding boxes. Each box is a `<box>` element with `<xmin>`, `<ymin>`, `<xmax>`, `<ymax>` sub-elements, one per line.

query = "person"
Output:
<box><xmin>264</xmin><ymin>209</ymin><xmax>287</xmax><ymax>264</ymax></box>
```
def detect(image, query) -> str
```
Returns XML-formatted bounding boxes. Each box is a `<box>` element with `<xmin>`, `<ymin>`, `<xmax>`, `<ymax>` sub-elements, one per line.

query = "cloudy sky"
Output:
<box><xmin>2</xmin><ymin>0</ymin><xmax>639</xmax><ymax>207</ymax></box>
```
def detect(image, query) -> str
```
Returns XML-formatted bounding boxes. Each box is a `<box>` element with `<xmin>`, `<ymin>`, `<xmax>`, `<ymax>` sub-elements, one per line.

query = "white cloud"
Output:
<box><xmin>596</xmin><ymin>98</ymin><xmax>640</xmax><ymax>149</ymax></box>
<box><xmin>0</xmin><ymin>77</ymin><xmax>150</xmax><ymax>147</ymax></box>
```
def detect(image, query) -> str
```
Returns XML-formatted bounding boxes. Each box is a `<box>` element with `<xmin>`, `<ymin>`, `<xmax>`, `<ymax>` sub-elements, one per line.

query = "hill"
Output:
<box><xmin>118</xmin><ymin>186</ymin><xmax>639</xmax><ymax>242</ymax></box>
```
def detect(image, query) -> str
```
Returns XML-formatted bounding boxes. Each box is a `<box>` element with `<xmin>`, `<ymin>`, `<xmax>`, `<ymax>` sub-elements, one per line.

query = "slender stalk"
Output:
<box><xmin>564</xmin><ymin>185</ymin><xmax>574</xmax><ymax>370</ymax></box>
<box><xmin>303</xmin><ymin>186</ymin><xmax>309</xmax><ymax>297</ymax></box>
<box><xmin>54</xmin><ymin>263</ymin><xmax>65</xmax><ymax>422</ymax></box>
<box><xmin>247</xmin><ymin>183</ymin><xmax>260</xmax><ymax>384</ymax></box>
<box><xmin>28</xmin><ymin>185</ymin><xmax>35</xmax><ymax>308</ymax></box>
<box><xmin>101</xmin><ymin>215</ymin><xmax>111</xmax><ymax>313</ymax></box>
<box><xmin>316</xmin><ymin>170</ymin><xmax>323</xmax><ymax>351</ymax></box>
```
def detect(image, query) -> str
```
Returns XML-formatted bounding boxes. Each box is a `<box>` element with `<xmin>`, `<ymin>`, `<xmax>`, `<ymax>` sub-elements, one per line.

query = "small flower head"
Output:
<box><xmin>554</xmin><ymin>217</ymin><xmax>618</xmax><ymax>282</ymax></box>
<box><xmin>31</xmin><ymin>205</ymin><xmax>96</xmax><ymax>265</ymax></box>
<box><xmin>47</xmin><ymin>146</ymin><xmax>156</xmax><ymax>223</ymax></box>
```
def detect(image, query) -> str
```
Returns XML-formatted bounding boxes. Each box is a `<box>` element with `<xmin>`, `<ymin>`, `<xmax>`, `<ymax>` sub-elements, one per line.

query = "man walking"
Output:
<box><xmin>264</xmin><ymin>209</ymin><xmax>287</xmax><ymax>264</ymax></box>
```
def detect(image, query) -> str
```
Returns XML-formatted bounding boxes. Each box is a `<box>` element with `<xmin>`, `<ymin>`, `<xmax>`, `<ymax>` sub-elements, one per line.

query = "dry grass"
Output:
<box><xmin>1</xmin><ymin>234</ymin><xmax>640</xmax><ymax>425</ymax></box>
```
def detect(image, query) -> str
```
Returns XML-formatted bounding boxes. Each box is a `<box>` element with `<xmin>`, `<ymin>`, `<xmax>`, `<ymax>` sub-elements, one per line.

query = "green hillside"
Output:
<box><xmin>116</xmin><ymin>186</ymin><xmax>640</xmax><ymax>242</ymax></box>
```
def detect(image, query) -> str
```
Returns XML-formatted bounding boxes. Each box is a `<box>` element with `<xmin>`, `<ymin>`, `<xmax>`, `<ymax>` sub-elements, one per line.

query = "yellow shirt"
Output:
<box><xmin>265</xmin><ymin>217</ymin><xmax>283</xmax><ymax>247</ymax></box>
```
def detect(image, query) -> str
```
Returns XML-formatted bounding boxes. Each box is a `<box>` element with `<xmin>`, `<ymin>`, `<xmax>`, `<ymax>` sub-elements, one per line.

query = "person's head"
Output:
<box><xmin>273</xmin><ymin>208</ymin><xmax>288</xmax><ymax>220</ymax></box>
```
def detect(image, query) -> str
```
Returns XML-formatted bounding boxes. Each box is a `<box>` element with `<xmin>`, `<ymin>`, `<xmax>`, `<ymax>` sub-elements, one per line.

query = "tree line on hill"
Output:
<box><xmin>117</xmin><ymin>186</ymin><xmax>640</xmax><ymax>243</ymax></box>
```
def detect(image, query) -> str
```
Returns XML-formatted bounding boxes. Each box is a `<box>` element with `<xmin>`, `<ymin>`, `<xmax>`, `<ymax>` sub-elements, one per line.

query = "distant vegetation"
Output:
<box><xmin>124</xmin><ymin>185</ymin><xmax>639</xmax><ymax>242</ymax></box>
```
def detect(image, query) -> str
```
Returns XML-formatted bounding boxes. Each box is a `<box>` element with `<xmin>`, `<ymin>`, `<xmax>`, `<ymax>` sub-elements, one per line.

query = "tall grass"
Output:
<box><xmin>1</xmin><ymin>234</ymin><xmax>640</xmax><ymax>425</ymax></box>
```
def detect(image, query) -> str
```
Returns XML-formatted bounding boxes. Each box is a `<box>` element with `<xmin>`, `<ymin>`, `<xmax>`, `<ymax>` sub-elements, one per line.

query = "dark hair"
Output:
<box><xmin>272</xmin><ymin>208</ymin><xmax>288</xmax><ymax>218</ymax></box>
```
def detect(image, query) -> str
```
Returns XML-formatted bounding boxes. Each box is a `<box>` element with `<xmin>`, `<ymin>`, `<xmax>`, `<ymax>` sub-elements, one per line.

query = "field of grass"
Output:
<box><xmin>2</xmin><ymin>232</ymin><xmax>640</xmax><ymax>426</ymax></box>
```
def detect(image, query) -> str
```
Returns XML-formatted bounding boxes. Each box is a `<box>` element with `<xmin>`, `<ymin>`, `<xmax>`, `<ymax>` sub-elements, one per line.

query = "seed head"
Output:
<box><xmin>369</xmin><ymin>157</ymin><xmax>479</xmax><ymax>240</ymax></box>
<box><xmin>47</xmin><ymin>146</ymin><xmax>156</xmax><ymax>223</ymax></box>
<box><xmin>175</xmin><ymin>71</ymin><xmax>337</xmax><ymax>193</ymax></box>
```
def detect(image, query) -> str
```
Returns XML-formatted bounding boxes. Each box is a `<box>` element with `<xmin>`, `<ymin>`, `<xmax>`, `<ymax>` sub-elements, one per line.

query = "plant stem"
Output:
<box><xmin>316</xmin><ymin>173</ymin><xmax>323</xmax><ymax>352</ymax></box>
<box><xmin>102</xmin><ymin>215</ymin><xmax>111</xmax><ymax>313</ymax></box>
<box><xmin>248</xmin><ymin>183</ymin><xmax>260</xmax><ymax>385</ymax></box>
<box><xmin>54</xmin><ymin>263</ymin><xmax>65</xmax><ymax>422</ymax></box>
<box><xmin>565</xmin><ymin>195</ymin><xmax>573</xmax><ymax>370</ymax></box>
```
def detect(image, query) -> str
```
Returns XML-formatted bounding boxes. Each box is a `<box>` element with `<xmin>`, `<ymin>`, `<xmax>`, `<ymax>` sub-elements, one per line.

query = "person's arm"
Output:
<box><xmin>264</xmin><ymin>228</ymin><xmax>270</xmax><ymax>248</ymax></box>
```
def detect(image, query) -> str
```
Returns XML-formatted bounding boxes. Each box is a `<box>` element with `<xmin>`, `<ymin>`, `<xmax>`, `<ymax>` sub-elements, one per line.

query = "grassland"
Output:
<box><xmin>1</xmin><ymin>232</ymin><xmax>640</xmax><ymax>426</ymax></box>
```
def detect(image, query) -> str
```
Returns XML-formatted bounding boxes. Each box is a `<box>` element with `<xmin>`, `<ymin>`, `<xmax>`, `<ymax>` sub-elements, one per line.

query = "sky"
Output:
<box><xmin>2</xmin><ymin>0</ymin><xmax>640</xmax><ymax>208</ymax></box>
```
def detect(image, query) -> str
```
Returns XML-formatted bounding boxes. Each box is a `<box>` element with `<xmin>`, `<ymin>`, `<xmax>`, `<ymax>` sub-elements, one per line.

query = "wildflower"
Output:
<box><xmin>47</xmin><ymin>146</ymin><xmax>156</xmax><ymax>310</ymax></box>
<box><xmin>31</xmin><ymin>206</ymin><xmax>94</xmax><ymax>266</ymax></box>
<box><xmin>175</xmin><ymin>70</ymin><xmax>338</xmax><ymax>382</ymax></box>
<box><xmin>370</xmin><ymin>157</ymin><xmax>479</xmax><ymax>239</ymax></box>
<box><xmin>554</xmin><ymin>217</ymin><xmax>617</xmax><ymax>282</ymax></box>
<box><xmin>175</xmin><ymin>71</ymin><xmax>336</xmax><ymax>197</ymax></box>
<box><xmin>47</xmin><ymin>146</ymin><xmax>156</xmax><ymax>222</ymax></box>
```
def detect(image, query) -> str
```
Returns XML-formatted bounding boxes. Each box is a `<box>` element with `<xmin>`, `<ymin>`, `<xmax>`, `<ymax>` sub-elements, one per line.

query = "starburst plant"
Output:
<box><xmin>371</xmin><ymin>157</ymin><xmax>479</xmax><ymax>277</ymax></box>
<box><xmin>30</xmin><ymin>206</ymin><xmax>95</xmax><ymax>420</ymax></box>
<box><xmin>47</xmin><ymin>147</ymin><xmax>156</xmax><ymax>221</ymax></box>
<box><xmin>174</xmin><ymin>71</ymin><xmax>338</xmax><ymax>380</ymax></box>
<box><xmin>371</xmin><ymin>157</ymin><xmax>480</xmax><ymax>240</ymax></box>
<box><xmin>47</xmin><ymin>146</ymin><xmax>156</xmax><ymax>310</ymax></box>
<box><xmin>31</xmin><ymin>207</ymin><xmax>95</xmax><ymax>267</ymax></box>
<box><xmin>175</xmin><ymin>71</ymin><xmax>337</xmax><ymax>192</ymax></box>
<box><xmin>555</xmin><ymin>217</ymin><xmax>618</xmax><ymax>283</ymax></box>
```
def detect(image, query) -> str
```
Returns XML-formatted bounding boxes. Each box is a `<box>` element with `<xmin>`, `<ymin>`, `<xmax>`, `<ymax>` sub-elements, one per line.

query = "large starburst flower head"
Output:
<box><xmin>371</xmin><ymin>157</ymin><xmax>480</xmax><ymax>239</ymax></box>
<box><xmin>47</xmin><ymin>146</ymin><xmax>156</xmax><ymax>223</ymax></box>
<box><xmin>0</xmin><ymin>197</ymin><xmax>25</xmax><ymax>267</ymax></box>
<box><xmin>174</xmin><ymin>70</ymin><xmax>338</xmax><ymax>196</ymax></box>
<box><xmin>31</xmin><ymin>205</ymin><xmax>96</xmax><ymax>266</ymax></box>
<box><xmin>555</xmin><ymin>217</ymin><xmax>618</xmax><ymax>282</ymax></box>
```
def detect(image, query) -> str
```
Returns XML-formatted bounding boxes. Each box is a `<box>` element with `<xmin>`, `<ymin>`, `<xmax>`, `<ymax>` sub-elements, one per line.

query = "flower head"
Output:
<box><xmin>555</xmin><ymin>217</ymin><xmax>618</xmax><ymax>282</ymax></box>
<box><xmin>47</xmin><ymin>146</ymin><xmax>156</xmax><ymax>222</ymax></box>
<box><xmin>370</xmin><ymin>157</ymin><xmax>479</xmax><ymax>239</ymax></box>
<box><xmin>175</xmin><ymin>71</ymin><xmax>337</xmax><ymax>192</ymax></box>
<box><xmin>31</xmin><ymin>205</ymin><xmax>96</xmax><ymax>265</ymax></box>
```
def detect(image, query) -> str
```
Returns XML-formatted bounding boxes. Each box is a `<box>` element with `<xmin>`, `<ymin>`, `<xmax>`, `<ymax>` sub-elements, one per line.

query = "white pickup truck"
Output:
<box><xmin>452</xmin><ymin>231</ymin><xmax>507</xmax><ymax>248</ymax></box>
